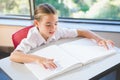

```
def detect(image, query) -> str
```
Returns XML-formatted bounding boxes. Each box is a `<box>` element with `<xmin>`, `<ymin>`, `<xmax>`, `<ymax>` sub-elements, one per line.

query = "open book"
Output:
<box><xmin>25</xmin><ymin>38</ymin><xmax>116</xmax><ymax>80</ymax></box>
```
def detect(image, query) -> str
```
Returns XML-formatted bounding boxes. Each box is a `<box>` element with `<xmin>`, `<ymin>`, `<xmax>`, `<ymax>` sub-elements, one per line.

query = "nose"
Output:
<box><xmin>51</xmin><ymin>24</ymin><xmax>56</xmax><ymax>30</ymax></box>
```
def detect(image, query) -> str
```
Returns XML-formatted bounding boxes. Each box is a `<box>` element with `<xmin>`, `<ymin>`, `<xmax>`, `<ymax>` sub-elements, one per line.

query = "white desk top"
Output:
<box><xmin>0</xmin><ymin>38</ymin><xmax>120</xmax><ymax>80</ymax></box>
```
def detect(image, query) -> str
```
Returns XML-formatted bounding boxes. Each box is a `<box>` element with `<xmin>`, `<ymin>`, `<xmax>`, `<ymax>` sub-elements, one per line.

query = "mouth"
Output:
<box><xmin>49</xmin><ymin>31</ymin><xmax>55</xmax><ymax>35</ymax></box>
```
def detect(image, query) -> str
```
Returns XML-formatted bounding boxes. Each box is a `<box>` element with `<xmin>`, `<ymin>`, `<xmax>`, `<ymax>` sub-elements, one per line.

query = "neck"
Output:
<box><xmin>40</xmin><ymin>32</ymin><xmax>48</xmax><ymax>41</ymax></box>
<box><xmin>42</xmin><ymin>34</ymin><xmax>48</xmax><ymax>41</ymax></box>
<box><xmin>37</xmin><ymin>27</ymin><xmax>49</xmax><ymax>41</ymax></box>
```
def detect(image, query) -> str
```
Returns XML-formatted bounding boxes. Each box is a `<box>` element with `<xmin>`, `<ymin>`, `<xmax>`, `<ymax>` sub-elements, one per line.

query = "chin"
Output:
<box><xmin>49</xmin><ymin>34</ymin><xmax>54</xmax><ymax>37</ymax></box>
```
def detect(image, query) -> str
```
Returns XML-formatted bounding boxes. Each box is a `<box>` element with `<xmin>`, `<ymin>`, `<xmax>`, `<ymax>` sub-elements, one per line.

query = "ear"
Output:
<box><xmin>34</xmin><ymin>20</ymin><xmax>39</xmax><ymax>27</ymax></box>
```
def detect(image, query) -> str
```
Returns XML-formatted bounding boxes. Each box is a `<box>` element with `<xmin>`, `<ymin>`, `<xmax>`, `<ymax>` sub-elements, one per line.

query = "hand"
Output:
<box><xmin>97</xmin><ymin>39</ymin><xmax>114</xmax><ymax>50</ymax></box>
<box><xmin>36</xmin><ymin>56</ymin><xmax>57</xmax><ymax>69</ymax></box>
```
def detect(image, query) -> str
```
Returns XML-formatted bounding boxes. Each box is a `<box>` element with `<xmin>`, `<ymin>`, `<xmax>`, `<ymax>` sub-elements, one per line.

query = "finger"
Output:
<box><xmin>103</xmin><ymin>42</ymin><xmax>108</xmax><ymax>50</ymax></box>
<box><xmin>98</xmin><ymin>40</ymin><xmax>108</xmax><ymax>49</ymax></box>
<box><xmin>48</xmin><ymin>59</ymin><xmax>57</xmax><ymax>68</ymax></box>
<box><xmin>48</xmin><ymin>60</ymin><xmax>57</xmax><ymax>69</ymax></box>
<box><xmin>50</xmin><ymin>59</ymin><xmax>57</xmax><ymax>68</ymax></box>
<box><xmin>42</xmin><ymin>63</ymin><xmax>48</xmax><ymax>69</ymax></box>
<box><xmin>43</xmin><ymin>63</ymin><xmax>53</xmax><ymax>70</ymax></box>
<box><xmin>107</xmin><ymin>40</ymin><xmax>114</xmax><ymax>47</ymax></box>
<box><xmin>43</xmin><ymin>60</ymin><xmax>57</xmax><ymax>69</ymax></box>
<box><xmin>48</xmin><ymin>59</ymin><xmax>54</xmax><ymax>61</ymax></box>
<box><xmin>50</xmin><ymin>62</ymin><xmax>57</xmax><ymax>68</ymax></box>
<box><xmin>98</xmin><ymin>40</ymin><xmax>104</xmax><ymax>46</ymax></box>
<box><xmin>48</xmin><ymin>62</ymin><xmax>57</xmax><ymax>69</ymax></box>
<box><xmin>44</xmin><ymin>63</ymin><xmax>55</xmax><ymax>70</ymax></box>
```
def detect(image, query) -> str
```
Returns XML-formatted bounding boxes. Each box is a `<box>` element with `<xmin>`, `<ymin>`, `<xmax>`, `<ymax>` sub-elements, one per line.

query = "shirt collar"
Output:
<box><xmin>35</xmin><ymin>27</ymin><xmax>56</xmax><ymax>44</ymax></box>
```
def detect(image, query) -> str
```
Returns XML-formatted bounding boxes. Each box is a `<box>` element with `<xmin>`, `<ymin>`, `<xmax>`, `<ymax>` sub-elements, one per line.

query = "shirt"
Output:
<box><xmin>15</xmin><ymin>26</ymin><xmax>78</xmax><ymax>53</ymax></box>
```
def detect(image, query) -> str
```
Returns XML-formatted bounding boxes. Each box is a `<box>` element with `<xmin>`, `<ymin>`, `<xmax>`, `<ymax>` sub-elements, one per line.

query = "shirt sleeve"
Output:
<box><xmin>15</xmin><ymin>28</ymin><xmax>38</xmax><ymax>53</ymax></box>
<box><xmin>57</xmin><ymin>27</ymin><xmax>78</xmax><ymax>38</ymax></box>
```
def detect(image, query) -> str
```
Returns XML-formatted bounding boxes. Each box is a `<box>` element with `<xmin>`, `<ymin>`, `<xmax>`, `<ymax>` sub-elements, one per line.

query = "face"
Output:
<box><xmin>36</xmin><ymin>14</ymin><xmax>58</xmax><ymax>40</ymax></box>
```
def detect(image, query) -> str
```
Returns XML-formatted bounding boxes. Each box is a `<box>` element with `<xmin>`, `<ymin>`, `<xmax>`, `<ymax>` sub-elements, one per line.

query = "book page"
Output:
<box><xmin>59</xmin><ymin>38</ymin><xmax>116</xmax><ymax>64</ymax></box>
<box><xmin>25</xmin><ymin>45</ymin><xmax>81</xmax><ymax>80</ymax></box>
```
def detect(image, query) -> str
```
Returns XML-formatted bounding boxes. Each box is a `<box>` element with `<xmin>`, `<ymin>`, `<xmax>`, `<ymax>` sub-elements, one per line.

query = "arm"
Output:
<box><xmin>77</xmin><ymin>29</ymin><xmax>104</xmax><ymax>42</ymax></box>
<box><xmin>77</xmin><ymin>29</ymin><xmax>114</xmax><ymax>49</ymax></box>
<box><xmin>10</xmin><ymin>27</ymin><xmax>57</xmax><ymax>69</ymax></box>
<box><xmin>10</xmin><ymin>50</ymin><xmax>57</xmax><ymax>69</ymax></box>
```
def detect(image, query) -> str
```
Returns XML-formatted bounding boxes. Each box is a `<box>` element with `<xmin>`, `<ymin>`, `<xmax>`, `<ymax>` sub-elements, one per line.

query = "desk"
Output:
<box><xmin>0</xmin><ymin>38</ymin><xmax>120</xmax><ymax>80</ymax></box>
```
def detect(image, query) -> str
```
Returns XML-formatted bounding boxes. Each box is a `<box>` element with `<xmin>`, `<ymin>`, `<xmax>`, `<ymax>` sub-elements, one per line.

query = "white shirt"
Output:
<box><xmin>16</xmin><ymin>27</ymin><xmax>78</xmax><ymax>53</ymax></box>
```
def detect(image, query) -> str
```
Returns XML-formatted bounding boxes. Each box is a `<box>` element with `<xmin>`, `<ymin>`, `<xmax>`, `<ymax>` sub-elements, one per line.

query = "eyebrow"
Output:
<box><xmin>46</xmin><ymin>21</ymin><xmax>58</xmax><ymax>24</ymax></box>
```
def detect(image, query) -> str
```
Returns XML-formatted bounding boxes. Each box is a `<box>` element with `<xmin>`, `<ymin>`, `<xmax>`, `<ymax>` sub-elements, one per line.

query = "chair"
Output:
<box><xmin>12</xmin><ymin>25</ymin><xmax>33</xmax><ymax>48</ymax></box>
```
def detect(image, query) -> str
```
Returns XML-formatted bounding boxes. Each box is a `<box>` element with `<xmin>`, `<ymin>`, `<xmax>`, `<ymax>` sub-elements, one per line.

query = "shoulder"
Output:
<box><xmin>55</xmin><ymin>27</ymin><xmax>78</xmax><ymax>38</ymax></box>
<box><xmin>27</xmin><ymin>27</ymin><xmax>39</xmax><ymax>37</ymax></box>
<box><xmin>56</xmin><ymin>27</ymin><xmax>77</xmax><ymax>34</ymax></box>
<box><xmin>28</xmin><ymin>27</ymin><xmax>38</xmax><ymax>33</ymax></box>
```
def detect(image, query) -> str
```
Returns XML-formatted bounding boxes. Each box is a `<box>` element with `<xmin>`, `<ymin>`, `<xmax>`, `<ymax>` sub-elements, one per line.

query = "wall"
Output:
<box><xmin>95</xmin><ymin>31</ymin><xmax>120</xmax><ymax>48</ymax></box>
<box><xmin>0</xmin><ymin>25</ymin><xmax>23</xmax><ymax>53</ymax></box>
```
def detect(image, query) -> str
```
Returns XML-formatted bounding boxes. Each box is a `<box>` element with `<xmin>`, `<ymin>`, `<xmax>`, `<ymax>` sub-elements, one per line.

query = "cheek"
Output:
<box><xmin>55</xmin><ymin>26</ymin><xmax>57</xmax><ymax>30</ymax></box>
<box><xmin>40</xmin><ymin>26</ymin><xmax>46</xmax><ymax>30</ymax></box>
<box><xmin>54</xmin><ymin>26</ymin><xmax>57</xmax><ymax>31</ymax></box>
<box><xmin>41</xmin><ymin>27</ymin><xmax>49</xmax><ymax>33</ymax></box>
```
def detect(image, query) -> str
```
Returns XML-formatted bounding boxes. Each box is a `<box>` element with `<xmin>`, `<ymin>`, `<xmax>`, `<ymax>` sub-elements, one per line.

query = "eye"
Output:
<box><xmin>46</xmin><ymin>23</ymin><xmax>51</xmax><ymax>26</ymax></box>
<box><xmin>55</xmin><ymin>22</ymin><xmax>58</xmax><ymax>26</ymax></box>
<box><xmin>55</xmin><ymin>23</ymin><xmax>57</xmax><ymax>26</ymax></box>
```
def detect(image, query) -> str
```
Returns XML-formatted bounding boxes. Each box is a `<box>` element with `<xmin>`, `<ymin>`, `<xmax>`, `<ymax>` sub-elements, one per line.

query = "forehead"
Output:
<box><xmin>41</xmin><ymin>14</ymin><xmax>58</xmax><ymax>22</ymax></box>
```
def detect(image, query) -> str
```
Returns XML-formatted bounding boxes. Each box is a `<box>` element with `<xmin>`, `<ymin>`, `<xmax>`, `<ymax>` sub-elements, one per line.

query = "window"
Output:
<box><xmin>0</xmin><ymin>0</ymin><xmax>33</xmax><ymax>19</ymax></box>
<box><xmin>0</xmin><ymin>0</ymin><xmax>120</xmax><ymax>24</ymax></box>
<box><xmin>34</xmin><ymin>0</ymin><xmax>120</xmax><ymax>24</ymax></box>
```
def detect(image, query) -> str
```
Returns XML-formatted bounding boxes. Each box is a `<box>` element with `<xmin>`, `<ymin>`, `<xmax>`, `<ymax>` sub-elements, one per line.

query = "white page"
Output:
<box><xmin>59</xmin><ymin>38</ymin><xmax>116</xmax><ymax>64</ymax></box>
<box><xmin>25</xmin><ymin>45</ymin><xmax>81</xmax><ymax>80</ymax></box>
<box><xmin>64</xmin><ymin>38</ymin><xmax>97</xmax><ymax>46</ymax></box>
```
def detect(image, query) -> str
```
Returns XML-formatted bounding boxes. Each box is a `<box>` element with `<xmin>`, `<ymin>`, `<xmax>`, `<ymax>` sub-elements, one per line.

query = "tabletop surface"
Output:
<box><xmin>0</xmin><ymin>38</ymin><xmax>120</xmax><ymax>80</ymax></box>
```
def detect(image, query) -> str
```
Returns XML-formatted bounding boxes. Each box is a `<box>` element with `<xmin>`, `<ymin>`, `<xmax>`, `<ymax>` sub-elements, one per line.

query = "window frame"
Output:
<box><xmin>0</xmin><ymin>0</ymin><xmax>34</xmax><ymax>20</ymax></box>
<box><xmin>0</xmin><ymin>0</ymin><xmax>120</xmax><ymax>26</ymax></box>
<box><xmin>59</xmin><ymin>18</ymin><xmax>120</xmax><ymax>25</ymax></box>
<box><xmin>33</xmin><ymin>0</ymin><xmax>120</xmax><ymax>25</ymax></box>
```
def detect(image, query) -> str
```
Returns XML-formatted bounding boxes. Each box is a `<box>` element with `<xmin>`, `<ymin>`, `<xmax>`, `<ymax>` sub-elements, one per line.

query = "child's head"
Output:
<box><xmin>34</xmin><ymin>3</ymin><xmax>58</xmax><ymax>40</ymax></box>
